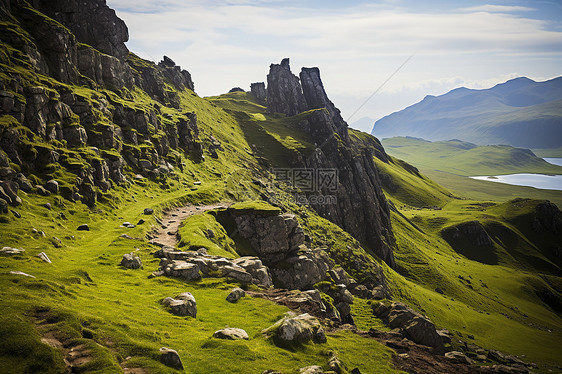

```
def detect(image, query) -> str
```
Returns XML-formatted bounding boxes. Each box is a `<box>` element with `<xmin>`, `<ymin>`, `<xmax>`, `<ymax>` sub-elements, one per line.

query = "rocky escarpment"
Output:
<box><xmin>0</xmin><ymin>0</ymin><xmax>202</xmax><ymax>206</ymax></box>
<box><xmin>253</xmin><ymin>59</ymin><xmax>396</xmax><ymax>268</ymax></box>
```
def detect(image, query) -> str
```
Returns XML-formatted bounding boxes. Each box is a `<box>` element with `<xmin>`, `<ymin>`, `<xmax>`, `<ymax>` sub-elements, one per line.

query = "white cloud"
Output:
<box><xmin>459</xmin><ymin>5</ymin><xmax>535</xmax><ymax>13</ymax></box>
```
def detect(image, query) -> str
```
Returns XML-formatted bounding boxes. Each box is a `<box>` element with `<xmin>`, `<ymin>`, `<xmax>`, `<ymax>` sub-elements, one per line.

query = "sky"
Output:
<box><xmin>107</xmin><ymin>0</ymin><xmax>562</xmax><ymax>133</ymax></box>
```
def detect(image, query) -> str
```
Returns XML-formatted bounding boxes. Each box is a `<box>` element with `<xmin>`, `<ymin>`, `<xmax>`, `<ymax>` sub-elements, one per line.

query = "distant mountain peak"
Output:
<box><xmin>371</xmin><ymin>75</ymin><xmax>562</xmax><ymax>149</ymax></box>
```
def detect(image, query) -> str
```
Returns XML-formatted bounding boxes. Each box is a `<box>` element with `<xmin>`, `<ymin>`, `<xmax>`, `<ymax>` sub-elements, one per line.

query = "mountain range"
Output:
<box><xmin>371</xmin><ymin>76</ymin><xmax>562</xmax><ymax>149</ymax></box>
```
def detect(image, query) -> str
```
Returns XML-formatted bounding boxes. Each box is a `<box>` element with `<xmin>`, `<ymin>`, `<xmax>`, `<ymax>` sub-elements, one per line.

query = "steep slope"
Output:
<box><xmin>371</xmin><ymin>77</ymin><xmax>562</xmax><ymax>149</ymax></box>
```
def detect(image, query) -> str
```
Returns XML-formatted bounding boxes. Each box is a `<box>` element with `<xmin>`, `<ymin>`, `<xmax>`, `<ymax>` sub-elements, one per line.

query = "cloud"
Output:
<box><xmin>459</xmin><ymin>5</ymin><xmax>535</xmax><ymax>13</ymax></box>
<box><xmin>106</xmin><ymin>0</ymin><xmax>562</xmax><ymax>121</ymax></box>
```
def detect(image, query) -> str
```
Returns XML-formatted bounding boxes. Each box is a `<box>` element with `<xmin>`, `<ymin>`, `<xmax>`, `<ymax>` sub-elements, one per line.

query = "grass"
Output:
<box><xmin>382</xmin><ymin>137</ymin><xmax>562</xmax><ymax>176</ymax></box>
<box><xmin>372</xmin><ymin>151</ymin><xmax>562</xmax><ymax>371</ymax></box>
<box><xmin>0</xmin><ymin>181</ymin><xmax>407</xmax><ymax>374</ymax></box>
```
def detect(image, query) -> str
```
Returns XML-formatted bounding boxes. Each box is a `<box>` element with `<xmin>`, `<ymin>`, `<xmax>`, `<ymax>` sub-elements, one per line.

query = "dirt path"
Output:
<box><xmin>150</xmin><ymin>203</ymin><xmax>230</xmax><ymax>248</ymax></box>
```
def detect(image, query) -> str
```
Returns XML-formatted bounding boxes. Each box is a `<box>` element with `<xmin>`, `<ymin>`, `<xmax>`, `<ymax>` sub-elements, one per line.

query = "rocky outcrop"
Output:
<box><xmin>35</xmin><ymin>0</ymin><xmax>130</xmax><ymax>62</ymax></box>
<box><xmin>532</xmin><ymin>202</ymin><xmax>562</xmax><ymax>234</ymax></box>
<box><xmin>158</xmin><ymin>56</ymin><xmax>194</xmax><ymax>92</ymax></box>
<box><xmin>300</xmin><ymin>67</ymin><xmax>347</xmax><ymax>139</ymax></box>
<box><xmin>266</xmin><ymin>59</ymin><xmax>307</xmax><ymax>116</ymax></box>
<box><xmin>442</xmin><ymin>221</ymin><xmax>493</xmax><ymax>247</ymax></box>
<box><xmin>153</xmin><ymin>246</ymin><xmax>273</xmax><ymax>287</ymax></box>
<box><xmin>372</xmin><ymin>301</ymin><xmax>445</xmax><ymax>354</ymax></box>
<box><xmin>261</xmin><ymin>59</ymin><xmax>396</xmax><ymax>267</ymax></box>
<box><xmin>250</xmin><ymin>82</ymin><xmax>267</xmax><ymax>104</ymax></box>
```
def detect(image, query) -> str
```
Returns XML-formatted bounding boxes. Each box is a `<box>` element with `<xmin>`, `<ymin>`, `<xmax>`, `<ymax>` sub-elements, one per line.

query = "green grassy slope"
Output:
<box><xmin>373</xmin><ymin>155</ymin><xmax>562</xmax><ymax>369</ymax></box>
<box><xmin>382</xmin><ymin>137</ymin><xmax>562</xmax><ymax>176</ymax></box>
<box><xmin>381</xmin><ymin>137</ymin><xmax>562</xmax><ymax>208</ymax></box>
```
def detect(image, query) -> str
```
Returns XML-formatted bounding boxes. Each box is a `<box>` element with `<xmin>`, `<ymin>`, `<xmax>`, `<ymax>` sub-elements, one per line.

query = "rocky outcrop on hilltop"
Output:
<box><xmin>0</xmin><ymin>0</ymin><xmax>201</xmax><ymax>205</ymax></box>
<box><xmin>266</xmin><ymin>58</ymin><xmax>308</xmax><ymax>116</ymax></box>
<box><xmin>250</xmin><ymin>82</ymin><xmax>267</xmax><ymax>104</ymax></box>
<box><xmin>262</xmin><ymin>59</ymin><xmax>396</xmax><ymax>268</ymax></box>
<box><xmin>34</xmin><ymin>0</ymin><xmax>130</xmax><ymax>61</ymax></box>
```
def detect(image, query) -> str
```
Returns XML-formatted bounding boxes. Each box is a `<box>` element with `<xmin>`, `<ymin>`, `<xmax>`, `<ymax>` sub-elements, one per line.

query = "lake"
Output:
<box><xmin>470</xmin><ymin>174</ymin><xmax>562</xmax><ymax>191</ymax></box>
<box><xmin>544</xmin><ymin>157</ymin><xmax>562</xmax><ymax>167</ymax></box>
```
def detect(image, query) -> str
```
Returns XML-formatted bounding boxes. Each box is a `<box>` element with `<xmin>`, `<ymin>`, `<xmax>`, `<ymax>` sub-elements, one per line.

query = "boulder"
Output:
<box><xmin>373</xmin><ymin>301</ymin><xmax>444</xmax><ymax>354</ymax></box>
<box><xmin>213</xmin><ymin>328</ymin><xmax>249</xmax><ymax>340</ymax></box>
<box><xmin>159</xmin><ymin>347</ymin><xmax>183</xmax><ymax>370</ymax></box>
<box><xmin>143</xmin><ymin>208</ymin><xmax>154</xmax><ymax>215</ymax></box>
<box><xmin>0</xmin><ymin>198</ymin><xmax>7</xmax><ymax>213</ymax></box>
<box><xmin>0</xmin><ymin>247</ymin><xmax>25</xmax><ymax>255</ymax></box>
<box><xmin>119</xmin><ymin>252</ymin><xmax>143</xmax><ymax>269</ymax></box>
<box><xmin>44</xmin><ymin>180</ymin><xmax>59</xmax><ymax>194</ymax></box>
<box><xmin>37</xmin><ymin>252</ymin><xmax>51</xmax><ymax>263</ymax></box>
<box><xmin>263</xmin><ymin>312</ymin><xmax>326</xmax><ymax>346</ymax></box>
<box><xmin>221</xmin><ymin>265</ymin><xmax>253</xmax><ymax>284</ymax></box>
<box><xmin>0</xmin><ymin>180</ymin><xmax>21</xmax><ymax>206</ymax></box>
<box><xmin>77</xmin><ymin>224</ymin><xmax>90</xmax><ymax>231</ymax></box>
<box><xmin>164</xmin><ymin>261</ymin><xmax>201</xmax><ymax>280</ymax></box>
<box><xmin>299</xmin><ymin>366</ymin><xmax>324</xmax><ymax>374</ymax></box>
<box><xmin>270</xmin><ymin>249</ymin><xmax>332</xmax><ymax>290</ymax></box>
<box><xmin>226</xmin><ymin>287</ymin><xmax>246</xmax><ymax>303</ymax></box>
<box><xmin>163</xmin><ymin>292</ymin><xmax>197</xmax><ymax>318</ymax></box>
<box><xmin>445</xmin><ymin>351</ymin><xmax>473</xmax><ymax>365</ymax></box>
<box><xmin>231</xmin><ymin>256</ymin><xmax>273</xmax><ymax>287</ymax></box>
<box><xmin>14</xmin><ymin>173</ymin><xmax>32</xmax><ymax>192</ymax></box>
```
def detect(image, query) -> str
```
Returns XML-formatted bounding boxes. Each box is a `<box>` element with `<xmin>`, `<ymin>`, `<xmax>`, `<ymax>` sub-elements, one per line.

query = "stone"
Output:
<box><xmin>437</xmin><ymin>329</ymin><xmax>453</xmax><ymax>344</ymax></box>
<box><xmin>9</xmin><ymin>270</ymin><xmax>35</xmax><ymax>278</ymax></box>
<box><xmin>37</xmin><ymin>252</ymin><xmax>51</xmax><ymax>263</ymax></box>
<box><xmin>0</xmin><ymin>198</ymin><xmax>7</xmax><ymax>213</ymax></box>
<box><xmin>164</xmin><ymin>292</ymin><xmax>197</xmax><ymax>317</ymax></box>
<box><xmin>270</xmin><ymin>249</ymin><xmax>332</xmax><ymax>290</ymax></box>
<box><xmin>77</xmin><ymin>224</ymin><xmax>90</xmax><ymax>231</ymax></box>
<box><xmin>35</xmin><ymin>185</ymin><xmax>50</xmax><ymax>196</ymax></box>
<box><xmin>435</xmin><ymin>287</ymin><xmax>444</xmax><ymax>294</ymax></box>
<box><xmin>166</xmin><ymin>261</ymin><xmax>201</xmax><ymax>280</ymax></box>
<box><xmin>231</xmin><ymin>256</ymin><xmax>273</xmax><ymax>287</ymax></box>
<box><xmin>229</xmin><ymin>87</ymin><xmax>244</xmax><ymax>93</ymax></box>
<box><xmin>10</xmin><ymin>210</ymin><xmax>21</xmax><ymax>218</ymax></box>
<box><xmin>44</xmin><ymin>180</ymin><xmax>59</xmax><ymax>194</ymax></box>
<box><xmin>226</xmin><ymin>287</ymin><xmax>246</xmax><ymax>303</ymax></box>
<box><xmin>14</xmin><ymin>173</ymin><xmax>32</xmax><ymax>192</ymax></box>
<box><xmin>143</xmin><ymin>208</ymin><xmax>154</xmax><ymax>215</ymax></box>
<box><xmin>374</xmin><ymin>301</ymin><xmax>444</xmax><ymax>354</ymax></box>
<box><xmin>120</xmin><ymin>252</ymin><xmax>143</xmax><ymax>269</ymax></box>
<box><xmin>43</xmin><ymin>203</ymin><xmax>52</xmax><ymax>210</ymax></box>
<box><xmin>299</xmin><ymin>366</ymin><xmax>324</xmax><ymax>374</ymax></box>
<box><xmin>213</xmin><ymin>327</ymin><xmax>249</xmax><ymax>340</ymax></box>
<box><xmin>51</xmin><ymin>237</ymin><xmax>62</xmax><ymax>248</ymax></box>
<box><xmin>159</xmin><ymin>347</ymin><xmax>183</xmax><ymax>370</ymax></box>
<box><xmin>263</xmin><ymin>312</ymin><xmax>326</xmax><ymax>346</ymax></box>
<box><xmin>221</xmin><ymin>265</ymin><xmax>253</xmax><ymax>284</ymax></box>
<box><xmin>445</xmin><ymin>351</ymin><xmax>473</xmax><ymax>365</ymax></box>
<box><xmin>0</xmin><ymin>247</ymin><xmax>25</xmax><ymax>255</ymax></box>
<box><xmin>0</xmin><ymin>180</ymin><xmax>21</xmax><ymax>206</ymax></box>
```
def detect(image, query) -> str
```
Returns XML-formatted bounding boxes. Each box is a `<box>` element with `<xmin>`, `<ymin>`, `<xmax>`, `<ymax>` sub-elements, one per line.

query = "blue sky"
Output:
<box><xmin>107</xmin><ymin>0</ymin><xmax>562</xmax><ymax>132</ymax></box>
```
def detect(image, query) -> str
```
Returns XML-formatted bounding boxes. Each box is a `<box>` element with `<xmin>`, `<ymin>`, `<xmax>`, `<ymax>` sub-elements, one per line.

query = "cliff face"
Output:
<box><xmin>0</xmin><ymin>0</ymin><xmax>201</xmax><ymax>205</ymax></box>
<box><xmin>257</xmin><ymin>59</ymin><xmax>396</xmax><ymax>267</ymax></box>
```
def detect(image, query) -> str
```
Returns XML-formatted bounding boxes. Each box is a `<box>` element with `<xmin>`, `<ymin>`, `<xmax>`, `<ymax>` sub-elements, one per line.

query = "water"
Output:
<box><xmin>470</xmin><ymin>174</ymin><xmax>562</xmax><ymax>190</ymax></box>
<box><xmin>544</xmin><ymin>157</ymin><xmax>562</xmax><ymax>167</ymax></box>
